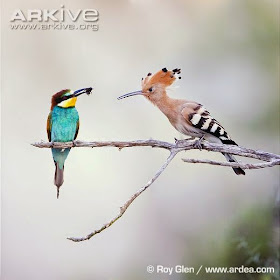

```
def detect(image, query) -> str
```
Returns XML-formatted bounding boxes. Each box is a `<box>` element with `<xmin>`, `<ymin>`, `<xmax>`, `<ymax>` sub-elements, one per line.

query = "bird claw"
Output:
<box><xmin>174</xmin><ymin>137</ymin><xmax>179</xmax><ymax>144</ymax></box>
<box><xmin>50</xmin><ymin>141</ymin><xmax>54</xmax><ymax>148</ymax></box>
<box><xmin>72</xmin><ymin>140</ymin><xmax>76</xmax><ymax>147</ymax></box>
<box><xmin>194</xmin><ymin>136</ymin><xmax>205</xmax><ymax>151</ymax></box>
<box><xmin>194</xmin><ymin>141</ymin><xmax>202</xmax><ymax>150</ymax></box>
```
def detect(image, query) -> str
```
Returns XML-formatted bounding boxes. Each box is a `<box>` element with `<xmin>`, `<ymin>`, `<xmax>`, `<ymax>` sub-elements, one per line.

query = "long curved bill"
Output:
<box><xmin>73</xmin><ymin>87</ymin><xmax>93</xmax><ymax>97</ymax></box>
<box><xmin>117</xmin><ymin>90</ymin><xmax>143</xmax><ymax>100</ymax></box>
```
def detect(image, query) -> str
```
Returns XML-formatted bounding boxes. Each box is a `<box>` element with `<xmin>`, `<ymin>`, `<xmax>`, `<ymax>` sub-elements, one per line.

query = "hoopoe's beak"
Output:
<box><xmin>117</xmin><ymin>90</ymin><xmax>143</xmax><ymax>100</ymax></box>
<box><xmin>73</xmin><ymin>87</ymin><xmax>93</xmax><ymax>97</ymax></box>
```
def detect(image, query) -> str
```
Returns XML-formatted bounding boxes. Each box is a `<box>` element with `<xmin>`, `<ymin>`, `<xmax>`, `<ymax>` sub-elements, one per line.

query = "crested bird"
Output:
<box><xmin>47</xmin><ymin>87</ymin><xmax>93</xmax><ymax>198</ymax></box>
<box><xmin>118</xmin><ymin>68</ymin><xmax>245</xmax><ymax>175</ymax></box>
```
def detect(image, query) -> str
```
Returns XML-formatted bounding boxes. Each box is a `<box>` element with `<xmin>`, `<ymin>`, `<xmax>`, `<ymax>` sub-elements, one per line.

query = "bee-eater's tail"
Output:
<box><xmin>55</xmin><ymin>163</ymin><xmax>64</xmax><ymax>198</ymax></box>
<box><xmin>223</xmin><ymin>153</ymin><xmax>245</xmax><ymax>175</ymax></box>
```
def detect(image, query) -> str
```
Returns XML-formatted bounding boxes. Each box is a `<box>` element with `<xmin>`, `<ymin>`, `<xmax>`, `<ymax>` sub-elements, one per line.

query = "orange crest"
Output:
<box><xmin>141</xmin><ymin>68</ymin><xmax>181</xmax><ymax>90</ymax></box>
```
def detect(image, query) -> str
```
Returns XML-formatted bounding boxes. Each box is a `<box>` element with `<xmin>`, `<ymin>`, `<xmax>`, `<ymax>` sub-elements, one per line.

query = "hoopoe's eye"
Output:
<box><xmin>148</xmin><ymin>87</ymin><xmax>153</xmax><ymax>92</ymax></box>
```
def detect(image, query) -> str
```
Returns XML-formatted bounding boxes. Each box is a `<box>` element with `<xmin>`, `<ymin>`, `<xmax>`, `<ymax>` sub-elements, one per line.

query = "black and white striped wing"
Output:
<box><xmin>184</xmin><ymin>104</ymin><xmax>237</xmax><ymax>145</ymax></box>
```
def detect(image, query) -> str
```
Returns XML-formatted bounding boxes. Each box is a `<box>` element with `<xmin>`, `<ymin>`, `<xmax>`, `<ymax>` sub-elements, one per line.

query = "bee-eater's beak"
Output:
<box><xmin>117</xmin><ymin>90</ymin><xmax>143</xmax><ymax>100</ymax></box>
<box><xmin>73</xmin><ymin>87</ymin><xmax>93</xmax><ymax>97</ymax></box>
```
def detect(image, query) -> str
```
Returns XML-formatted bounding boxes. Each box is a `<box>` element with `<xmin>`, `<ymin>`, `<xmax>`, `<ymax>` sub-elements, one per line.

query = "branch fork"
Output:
<box><xmin>32</xmin><ymin>139</ymin><xmax>280</xmax><ymax>242</ymax></box>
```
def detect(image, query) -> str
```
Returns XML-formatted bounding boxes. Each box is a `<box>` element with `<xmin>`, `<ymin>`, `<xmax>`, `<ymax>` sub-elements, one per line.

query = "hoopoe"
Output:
<box><xmin>118</xmin><ymin>68</ymin><xmax>245</xmax><ymax>175</ymax></box>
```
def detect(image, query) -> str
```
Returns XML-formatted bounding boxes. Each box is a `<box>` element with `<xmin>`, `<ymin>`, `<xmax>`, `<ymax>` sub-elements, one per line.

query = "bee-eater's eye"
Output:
<box><xmin>148</xmin><ymin>87</ymin><xmax>153</xmax><ymax>92</ymax></box>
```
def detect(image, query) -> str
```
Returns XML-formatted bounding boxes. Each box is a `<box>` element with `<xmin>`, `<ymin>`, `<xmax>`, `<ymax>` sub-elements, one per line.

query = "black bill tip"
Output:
<box><xmin>73</xmin><ymin>87</ymin><xmax>93</xmax><ymax>97</ymax></box>
<box><xmin>85</xmin><ymin>87</ymin><xmax>93</xmax><ymax>95</ymax></box>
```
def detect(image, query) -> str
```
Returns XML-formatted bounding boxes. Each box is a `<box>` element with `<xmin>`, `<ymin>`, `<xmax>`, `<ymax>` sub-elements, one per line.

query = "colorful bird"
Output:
<box><xmin>47</xmin><ymin>87</ymin><xmax>93</xmax><ymax>198</ymax></box>
<box><xmin>118</xmin><ymin>68</ymin><xmax>245</xmax><ymax>175</ymax></box>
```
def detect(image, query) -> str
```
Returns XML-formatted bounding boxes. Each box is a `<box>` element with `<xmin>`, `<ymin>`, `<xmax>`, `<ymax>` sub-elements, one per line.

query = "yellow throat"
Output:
<box><xmin>58</xmin><ymin>97</ymin><xmax>77</xmax><ymax>108</ymax></box>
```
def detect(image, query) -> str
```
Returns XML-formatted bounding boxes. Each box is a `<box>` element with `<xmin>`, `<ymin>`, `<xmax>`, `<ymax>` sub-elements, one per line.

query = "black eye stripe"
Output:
<box><xmin>56</xmin><ymin>94</ymin><xmax>72</xmax><ymax>103</ymax></box>
<box><xmin>56</xmin><ymin>97</ymin><xmax>64</xmax><ymax>103</ymax></box>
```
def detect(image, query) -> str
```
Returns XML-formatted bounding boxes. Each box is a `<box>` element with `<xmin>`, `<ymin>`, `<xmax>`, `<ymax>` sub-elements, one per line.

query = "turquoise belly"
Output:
<box><xmin>50</xmin><ymin>106</ymin><xmax>79</xmax><ymax>169</ymax></box>
<box><xmin>51</xmin><ymin>106</ymin><xmax>79</xmax><ymax>142</ymax></box>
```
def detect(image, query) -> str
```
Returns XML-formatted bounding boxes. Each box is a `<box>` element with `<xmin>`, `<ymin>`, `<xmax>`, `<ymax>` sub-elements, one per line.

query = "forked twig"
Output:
<box><xmin>32</xmin><ymin>139</ymin><xmax>280</xmax><ymax>241</ymax></box>
<box><xmin>67</xmin><ymin>150</ymin><xmax>177</xmax><ymax>242</ymax></box>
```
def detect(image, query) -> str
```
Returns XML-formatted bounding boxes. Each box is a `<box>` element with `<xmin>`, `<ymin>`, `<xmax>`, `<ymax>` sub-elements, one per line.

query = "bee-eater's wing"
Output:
<box><xmin>47</xmin><ymin>112</ymin><xmax>52</xmax><ymax>142</ymax></box>
<box><xmin>74</xmin><ymin>119</ymin><xmax>79</xmax><ymax>140</ymax></box>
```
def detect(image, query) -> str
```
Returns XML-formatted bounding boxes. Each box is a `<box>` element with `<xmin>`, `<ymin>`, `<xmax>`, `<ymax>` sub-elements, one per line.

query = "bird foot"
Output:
<box><xmin>194</xmin><ymin>136</ymin><xmax>205</xmax><ymax>151</ymax></box>
<box><xmin>72</xmin><ymin>140</ymin><xmax>76</xmax><ymax>147</ymax></box>
<box><xmin>50</xmin><ymin>141</ymin><xmax>54</xmax><ymax>148</ymax></box>
<box><xmin>174</xmin><ymin>137</ymin><xmax>179</xmax><ymax>144</ymax></box>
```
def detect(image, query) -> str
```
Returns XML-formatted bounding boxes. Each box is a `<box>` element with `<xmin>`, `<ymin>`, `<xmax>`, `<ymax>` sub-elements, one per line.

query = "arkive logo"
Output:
<box><xmin>10</xmin><ymin>5</ymin><xmax>99</xmax><ymax>22</ymax></box>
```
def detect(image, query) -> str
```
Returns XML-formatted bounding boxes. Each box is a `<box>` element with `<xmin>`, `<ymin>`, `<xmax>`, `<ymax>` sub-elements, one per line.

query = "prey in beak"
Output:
<box><xmin>55</xmin><ymin>87</ymin><xmax>93</xmax><ymax>105</ymax></box>
<box><xmin>73</xmin><ymin>87</ymin><xmax>93</xmax><ymax>97</ymax></box>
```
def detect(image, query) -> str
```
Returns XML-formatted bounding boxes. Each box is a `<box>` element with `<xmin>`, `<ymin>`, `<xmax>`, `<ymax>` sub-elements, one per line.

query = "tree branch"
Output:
<box><xmin>67</xmin><ymin>150</ymin><xmax>178</xmax><ymax>242</ymax></box>
<box><xmin>32</xmin><ymin>139</ymin><xmax>280</xmax><ymax>162</ymax></box>
<box><xmin>182</xmin><ymin>158</ymin><xmax>280</xmax><ymax>169</ymax></box>
<box><xmin>32</xmin><ymin>139</ymin><xmax>280</xmax><ymax>242</ymax></box>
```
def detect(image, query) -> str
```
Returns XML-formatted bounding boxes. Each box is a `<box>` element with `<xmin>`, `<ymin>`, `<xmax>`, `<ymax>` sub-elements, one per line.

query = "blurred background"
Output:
<box><xmin>1</xmin><ymin>0</ymin><xmax>279</xmax><ymax>279</ymax></box>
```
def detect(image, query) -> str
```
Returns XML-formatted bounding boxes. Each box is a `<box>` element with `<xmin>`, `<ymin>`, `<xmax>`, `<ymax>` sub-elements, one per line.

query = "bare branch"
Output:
<box><xmin>32</xmin><ymin>138</ymin><xmax>280</xmax><ymax>242</ymax></box>
<box><xmin>182</xmin><ymin>158</ymin><xmax>280</xmax><ymax>169</ymax></box>
<box><xmin>32</xmin><ymin>139</ymin><xmax>280</xmax><ymax>162</ymax></box>
<box><xmin>67</xmin><ymin>150</ymin><xmax>178</xmax><ymax>242</ymax></box>
<box><xmin>32</xmin><ymin>139</ymin><xmax>174</xmax><ymax>150</ymax></box>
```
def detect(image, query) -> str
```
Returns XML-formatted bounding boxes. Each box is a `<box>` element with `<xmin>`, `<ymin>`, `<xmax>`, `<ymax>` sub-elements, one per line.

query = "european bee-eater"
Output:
<box><xmin>118</xmin><ymin>68</ymin><xmax>245</xmax><ymax>175</ymax></box>
<box><xmin>47</xmin><ymin>87</ymin><xmax>92</xmax><ymax>198</ymax></box>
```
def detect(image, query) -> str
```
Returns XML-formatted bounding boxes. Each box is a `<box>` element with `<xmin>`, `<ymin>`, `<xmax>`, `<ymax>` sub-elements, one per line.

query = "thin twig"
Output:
<box><xmin>67</xmin><ymin>150</ymin><xmax>178</xmax><ymax>242</ymax></box>
<box><xmin>32</xmin><ymin>138</ymin><xmax>280</xmax><ymax>242</ymax></box>
<box><xmin>182</xmin><ymin>158</ymin><xmax>280</xmax><ymax>169</ymax></box>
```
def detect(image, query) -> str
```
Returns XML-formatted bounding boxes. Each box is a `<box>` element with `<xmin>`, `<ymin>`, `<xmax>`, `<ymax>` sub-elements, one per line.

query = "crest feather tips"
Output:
<box><xmin>141</xmin><ymin>67</ymin><xmax>182</xmax><ymax>89</ymax></box>
<box><xmin>172</xmin><ymin>68</ymin><xmax>181</xmax><ymax>74</ymax></box>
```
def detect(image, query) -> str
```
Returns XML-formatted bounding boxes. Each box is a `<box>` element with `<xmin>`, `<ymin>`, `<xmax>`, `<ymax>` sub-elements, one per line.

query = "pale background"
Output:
<box><xmin>1</xmin><ymin>0</ymin><xmax>279</xmax><ymax>279</ymax></box>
